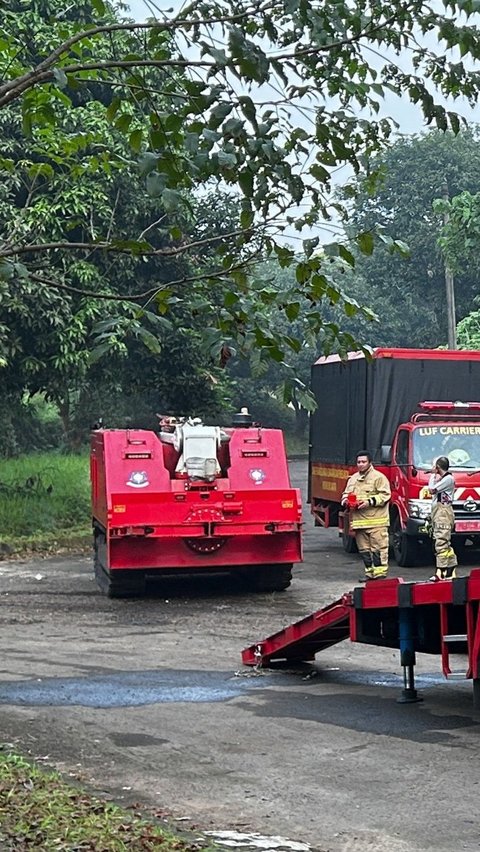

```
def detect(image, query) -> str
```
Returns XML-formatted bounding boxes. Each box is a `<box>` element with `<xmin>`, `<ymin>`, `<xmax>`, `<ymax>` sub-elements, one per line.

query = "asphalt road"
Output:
<box><xmin>0</xmin><ymin>460</ymin><xmax>479</xmax><ymax>852</ymax></box>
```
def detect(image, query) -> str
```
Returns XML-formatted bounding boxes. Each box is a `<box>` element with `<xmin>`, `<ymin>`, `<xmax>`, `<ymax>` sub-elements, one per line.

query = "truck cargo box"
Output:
<box><xmin>310</xmin><ymin>348</ymin><xmax>480</xmax><ymax>465</ymax></box>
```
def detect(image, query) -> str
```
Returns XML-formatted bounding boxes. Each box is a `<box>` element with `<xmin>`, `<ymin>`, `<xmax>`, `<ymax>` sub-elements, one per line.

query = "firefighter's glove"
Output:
<box><xmin>419</xmin><ymin>516</ymin><xmax>433</xmax><ymax>537</ymax></box>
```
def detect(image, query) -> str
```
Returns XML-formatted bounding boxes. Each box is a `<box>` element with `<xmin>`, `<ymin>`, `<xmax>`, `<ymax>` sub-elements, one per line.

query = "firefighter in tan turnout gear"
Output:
<box><xmin>341</xmin><ymin>451</ymin><xmax>391</xmax><ymax>582</ymax></box>
<box><xmin>428</xmin><ymin>455</ymin><xmax>457</xmax><ymax>581</ymax></box>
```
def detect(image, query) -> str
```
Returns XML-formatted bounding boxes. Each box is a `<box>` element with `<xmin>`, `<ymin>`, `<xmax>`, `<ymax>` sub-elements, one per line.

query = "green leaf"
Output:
<box><xmin>310</xmin><ymin>163</ymin><xmax>330</xmax><ymax>183</ymax></box>
<box><xmin>356</xmin><ymin>232</ymin><xmax>374</xmax><ymax>255</ymax></box>
<box><xmin>273</xmin><ymin>245</ymin><xmax>295</xmax><ymax>267</ymax></box>
<box><xmin>295</xmin><ymin>262</ymin><xmax>311</xmax><ymax>284</ymax></box>
<box><xmin>52</xmin><ymin>67</ymin><xmax>68</xmax><ymax>89</ymax></box>
<box><xmin>303</xmin><ymin>237</ymin><xmax>319</xmax><ymax>258</ymax></box>
<box><xmin>116</xmin><ymin>113</ymin><xmax>133</xmax><ymax>133</ymax></box>
<box><xmin>392</xmin><ymin>239</ymin><xmax>411</xmax><ymax>257</ymax></box>
<box><xmin>344</xmin><ymin>299</ymin><xmax>359</xmax><ymax>318</ymax></box>
<box><xmin>138</xmin><ymin>152</ymin><xmax>159</xmax><ymax>177</ymax></box>
<box><xmin>106</xmin><ymin>97</ymin><xmax>121</xmax><ymax>122</ymax></box>
<box><xmin>161</xmin><ymin>188</ymin><xmax>182</xmax><ymax>211</ymax></box>
<box><xmin>0</xmin><ymin>260</ymin><xmax>14</xmax><ymax>281</ymax></box>
<box><xmin>21</xmin><ymin>108</ymin><xmax>32</xmax><ymax>136</ymax></box>
<box><xmin>310</xmin><ymin>274</ymin><xmax>328</xmax><ymax>299</ymax></box>
<box><xmin>146</xmin><ymin>172</ymin><xmax>166</xmax><ymax>197</ymax></box>
<box><xmin>224</xmin><ymin>290</ymin><xmax>240</xmax><ymax>307</ymax></box>
<box><xmin>268</xmin><ymin>345</ymin><xmax>285</xmax><ymax>362</ymax></box>
<box><xmin>238</xmin><ymin>169</ymin><xmax>254</xmax><ymax>198</ymax></box>
<box><xmin>283</xmin><ymin>334</ymin><xmax>302</xmax><ymax>353</ymax></box>
<box><xmin>155</xmin><ymin>289</ymin><xmax>174</xmax><ymax>315</ymax></box>
<box><xmin>448</xmin><ymin>112</ymin><xmax>461</xmax><ymax>134</ymax></box>
<box><xmin>137</xmin><ymin>327</ymin><xmax>162</xmax><ymax>354</ymax></box>
<box><xmin>210</xmin><ymin>102</ymin><xmax>234</xmax><ymax>124</ymax></box>
<box><xmin>185</xmin><ymin>132</ymin><xmax>199</xmax><ymax>154</ymax></box>
<box><xmin>238</xmin><ymin>96</ymin><xmax>257</xmax><ymax>125</ymax></box>
<box><xmin>338</xmin><ymin>245</ymin><xmax>355</xmax><ymax>266</ymax></box>
<box><xmin>322</xmin><ymin>243</ymin><xmax>339</xmax><ymax>258</ymax></box>
<box><xmin>217</xmin><ymin>150</ymin><xmax>237</xmax><ymax>167</ymax></box>
<box><xmin>202</xmin><ymin>128</ymin><xmax>222</xmax><ymax>143</ymax></box>
<box><xmin>223</xmin><ymin>118</ymin><xmax>244</xmax><ymax>138</ymax></box>
<box><xmin>14</xmin><ymin>262</ymin><xmax>29</xmax><ymax>280</ymax></box>
<box><xmin>285</xmin><ymin>302</ymin><xmax>300</xmax><ymax>321</ymax></box>
<box><xmin>89</xmin><ymin>342</ymin><xmax>112</xmax><ymax>364</ymax></box>
<box><xmin>295</xmin><ymin>388</ymin><xmax>317</xmax><ymax>412</ymax></box>
<box><xmin>28</xmin><ymin>162</ymin><xmax>54</xmax><ymax>179</ymax></box>
<box><xmin>129</xmin><ymin>129</ymin><xmax>143</xmax><ymax>153</ymax></box>
<box><xmin>240</xmin><ymin>204</ymin><xmax>254</xmax><ymax>228</ymax></box>
<box><xmin>203</xmin><ymin>45</ymin><xmax>228</xmax><ymax>66</ymax></box>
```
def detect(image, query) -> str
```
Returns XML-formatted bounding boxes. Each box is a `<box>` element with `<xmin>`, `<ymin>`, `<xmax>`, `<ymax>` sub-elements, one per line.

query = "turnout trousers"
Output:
<box><xmin>355</xmin><ymin>526</ymin><xmax>389</xmax><ymax>579</ymax></box>
<box><xmin>431</xmin><ymin>503</ymin><xmax>457</xmax><ymax>579</ymax></box>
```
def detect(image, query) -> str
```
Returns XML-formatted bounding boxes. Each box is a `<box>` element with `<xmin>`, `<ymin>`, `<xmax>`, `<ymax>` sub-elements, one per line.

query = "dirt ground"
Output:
<box><xmin>0</xmin><ymin>460</ymin><xmax>479</xmax><ymax>852</ymax></box>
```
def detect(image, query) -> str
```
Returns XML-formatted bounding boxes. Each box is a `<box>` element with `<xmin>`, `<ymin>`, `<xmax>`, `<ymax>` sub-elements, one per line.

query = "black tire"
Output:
<box><xmin>93</xmin><ymin>529</ymin><xmax>108</xmax><ymax>591</ymax></box>
<box><xmin>391</xmin><ymin>513</ymin><xmax>418</xmax><ymax>567</ymax></box>
<box><xmin>94</xmin><ymin>530</ymin><xmax>146</xmax><ymax>598</ymax></box>
<box><xmin>452</xmin><ymin>537</ymin><xmax>476</xmax><ymax>564</ymax></box>
<box><xmin>342</xmin><ymin>513</ymin><xmax>358</xmax><ymax>553</ymax></box>
<box><xmin>342</xmin><ymin>529</ymin><xmax>358</xmax><ymax>553</ymax></box>
<box><xmin>252</xmin><ymin>563</ymin><xmax>293</xmax><ymax>592</ymax></box>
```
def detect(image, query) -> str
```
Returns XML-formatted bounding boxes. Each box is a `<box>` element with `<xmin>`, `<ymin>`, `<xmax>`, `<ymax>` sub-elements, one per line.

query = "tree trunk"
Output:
<box><xmin>57</xmin><ymin>396</ymin><xmax>71</xmax><ymax>446</ymax></box>
<box><xmin>294</xmin><ymin>405</ymin><xmax>309</xmax><ymax>438</ymax></box>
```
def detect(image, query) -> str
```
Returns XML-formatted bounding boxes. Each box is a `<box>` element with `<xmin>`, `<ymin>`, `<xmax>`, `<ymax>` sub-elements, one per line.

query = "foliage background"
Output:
<box><xmin>3</xmin><ymin>1</ymin><xmax>480</xmax><ymax>456</ymax></box>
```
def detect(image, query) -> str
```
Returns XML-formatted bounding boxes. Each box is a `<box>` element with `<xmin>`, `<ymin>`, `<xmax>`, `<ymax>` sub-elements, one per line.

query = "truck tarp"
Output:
<box><xmin>310</xmin><ymin>350</ymin><xmax>480</xmax><ymax>464</ymax></box>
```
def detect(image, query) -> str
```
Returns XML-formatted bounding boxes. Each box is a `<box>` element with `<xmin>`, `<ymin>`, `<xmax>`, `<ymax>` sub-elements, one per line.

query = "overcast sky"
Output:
<box><xmin>125</xmin><ymin>0</ymin><xmax>480</xmax><ymax>135</ymax></box>
<box><xmin>123</xmin><ymin>0</ymin><xmax>480</xmax><ymax>246</ymax></box>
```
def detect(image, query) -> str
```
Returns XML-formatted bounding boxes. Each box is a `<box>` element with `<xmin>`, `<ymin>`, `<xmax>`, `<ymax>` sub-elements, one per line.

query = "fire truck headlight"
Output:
<box><xmin>408</xmin><ymin>500</ymin><xmax>432</xmax><ymax>519</ymax></box>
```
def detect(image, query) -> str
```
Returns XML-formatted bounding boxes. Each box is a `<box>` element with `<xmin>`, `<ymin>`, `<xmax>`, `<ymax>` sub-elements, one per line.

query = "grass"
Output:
<box><xmin>0</xmin><ymin>438</ymin><xmax>307</xmax><ymax>554</ymax></box>
<box><xmin>0</xmin><ymin>452</ymin><xmax>91</xmax><ymax>553</ymax></box>
<box><xmin>0</xmin><ymin>750</ymin><xmax>207</xmax><ymax>852</ymax></box>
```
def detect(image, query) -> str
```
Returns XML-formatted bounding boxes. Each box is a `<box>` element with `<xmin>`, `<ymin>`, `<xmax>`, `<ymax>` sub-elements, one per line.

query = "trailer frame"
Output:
<box><xmin>242</xmin><ymin>571</ymin><xmax>480</xmax><ymax>707</ymax></box>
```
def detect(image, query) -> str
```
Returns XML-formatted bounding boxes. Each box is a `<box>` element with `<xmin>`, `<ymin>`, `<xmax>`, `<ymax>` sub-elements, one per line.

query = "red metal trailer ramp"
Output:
<box><xmin>242</xmin><ymin>572</ymin><xmax>480</xmax><ymax>706</ymax></box>
<box><xmin>242</xmin><ymin>596</ymin><xmax>351</xmax><ymax>666</ymax></box>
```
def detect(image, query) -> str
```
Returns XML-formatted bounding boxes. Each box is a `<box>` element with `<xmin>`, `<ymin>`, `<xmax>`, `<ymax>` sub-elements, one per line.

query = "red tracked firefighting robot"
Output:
<box><xmin>90</xmin><ymin>409</ymin><xmax>303</xmax><ymax>597</ymax></box>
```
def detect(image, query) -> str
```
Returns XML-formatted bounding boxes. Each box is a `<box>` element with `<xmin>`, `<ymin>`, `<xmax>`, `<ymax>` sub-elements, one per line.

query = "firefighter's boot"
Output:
<box><xmin>370</xmin><ymin>565</ymin><xmax>388</xmax><ymax>580</ymax></box>
<box><xmin>429</xmin><ymin>568</ymin><xmax>444</xmax><ymax>582</ymax></box>
<box><xmin>431</xmin><ymin>547</ymin><xmax>458</xmax><ymax>581</ymax></box>
<box><xmin>359</xmin><ymin>551</ymin><xmax>374</xmax><ymax>583</ymax></box>
<box><xmin>369</xmin><ymin>551</ymin><xmax>388</xmax><ymax>580</ymax></box>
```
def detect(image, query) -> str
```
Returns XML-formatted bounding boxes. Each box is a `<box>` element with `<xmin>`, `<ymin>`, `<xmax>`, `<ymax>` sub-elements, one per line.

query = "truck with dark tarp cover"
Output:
<box><xmin>309</xmin><ymin>348</ymin><xmax>480</xmax><ymax>566</ymax></box>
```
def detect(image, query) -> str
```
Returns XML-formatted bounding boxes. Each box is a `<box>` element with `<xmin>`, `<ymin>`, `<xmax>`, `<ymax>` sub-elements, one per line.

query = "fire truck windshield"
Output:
<box><xmin>412</xmin><ymin>427</ymin><xmax>480</xmax><ymax>470</ymax></box>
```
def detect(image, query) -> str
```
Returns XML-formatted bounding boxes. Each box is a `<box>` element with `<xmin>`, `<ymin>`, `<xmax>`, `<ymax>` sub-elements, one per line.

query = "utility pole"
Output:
<box><xmin>442</xmin><ymin>179</ymin><xmax>457</xmax><ymax>349</ymax></box>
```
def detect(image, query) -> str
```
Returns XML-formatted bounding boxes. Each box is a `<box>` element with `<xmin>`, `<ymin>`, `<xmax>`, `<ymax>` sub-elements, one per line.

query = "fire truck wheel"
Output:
<box><xmin>342</xmin><ymin>528</ymin><xmax>358</xmax><ymax>553</ymax></box>
<box><xmin>94</xmin><ymin>531</ymin><xmax>146</xmax><ymax>598</ymax></box>
<box><xmin>391</xmin><ymin>514</ymin><xmax>418</xmax><ymax>567</ymax></box>
<box><xmin>341</xmin><ymin>511</ymin><xmax>358</xmax><ymax>553</ymax></box>
<box><xmin>95</xmin><ymin>562</ymin><xmax>146</xmax><ymax>598</ymax></box>
<box><xmin>252</xmin><ymin>563</ymin><xmax>293</xmax><ymax>592</ymax></box>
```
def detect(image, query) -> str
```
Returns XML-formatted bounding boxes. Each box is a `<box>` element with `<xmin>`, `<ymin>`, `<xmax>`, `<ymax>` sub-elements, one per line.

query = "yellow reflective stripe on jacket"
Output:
<box><xmin>352</xmin><ymin>516</ymin><xmax>389</xmax><ymax>529</ymax></box>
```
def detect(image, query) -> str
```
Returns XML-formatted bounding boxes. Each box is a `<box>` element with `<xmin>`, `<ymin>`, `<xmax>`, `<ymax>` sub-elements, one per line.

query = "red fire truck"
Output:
<box><xmin>309</xmin><ymin>348</ymin><xmax>480</xmax><ymax>566</ymax></box>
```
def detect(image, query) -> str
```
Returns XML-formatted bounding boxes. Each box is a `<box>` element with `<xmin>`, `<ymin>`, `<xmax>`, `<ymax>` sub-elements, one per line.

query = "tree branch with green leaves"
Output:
<box><xmin>2</xmin><ymin>0</ymin><xmax>480</xmax><ymax>406</ymax></box>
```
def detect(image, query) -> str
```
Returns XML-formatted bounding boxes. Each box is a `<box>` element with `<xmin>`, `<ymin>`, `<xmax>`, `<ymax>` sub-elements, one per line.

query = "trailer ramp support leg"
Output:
<box><xmin>397</xmin><ymin>606</ymin><xmax>422</xmax><ymax>704</ymax></box>
<box><xmin>473</xmin><ymin>679</ymin><xmax>480</xmax><ymax>711</ymax></box>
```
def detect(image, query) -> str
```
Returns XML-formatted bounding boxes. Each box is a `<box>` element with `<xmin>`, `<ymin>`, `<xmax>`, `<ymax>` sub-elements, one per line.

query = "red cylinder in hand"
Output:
<box><xmin>347</xmin><ymin>493</ymin><xmax>358</xmax><ymax>508</ymax></box>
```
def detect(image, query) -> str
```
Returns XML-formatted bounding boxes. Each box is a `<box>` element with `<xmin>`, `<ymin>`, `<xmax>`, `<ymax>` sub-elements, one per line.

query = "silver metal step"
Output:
<box><xmin>446</xmin><ymin>671</ymin><xmax>468</xmax><ymax>680</ymax></box>
<box><xmin>443</xmin><ymin>634</ymin><xmax>468</xmax><ymax>642</ymax></box>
